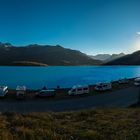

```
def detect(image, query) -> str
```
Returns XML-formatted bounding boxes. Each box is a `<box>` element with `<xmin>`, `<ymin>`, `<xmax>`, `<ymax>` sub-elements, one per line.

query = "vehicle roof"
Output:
<box><xmin>119</xmin><ymin>78</ymin><xmax>128</xmax><ymax>80</ymax></box>
<box><xmin>40</xmin><ymin>89</ymin><xmax>55</xmax><ymax>92</ymax></box>
<box><xmin>72</xmin><ymin>85</ymin><xmax>88</xmax><ymax>88</ymax></box>
<box><xmin>16</xmin><ymin>86</ymin><xmax>26</xmax><ymax>91</ymax></box>
<box><xmin>96</xmin><ymin>82</ymin><xmax>111</xmax><ymax>85</ymax></box>
<box><xmin>0</xmin><ymin>86</ymin><xmax>8</xmax><ymax>91</ymax></box>
<box><xmin>135</xmin><ymin>78</ymin><xmax>140</xmax><ymax>81</ymax></box>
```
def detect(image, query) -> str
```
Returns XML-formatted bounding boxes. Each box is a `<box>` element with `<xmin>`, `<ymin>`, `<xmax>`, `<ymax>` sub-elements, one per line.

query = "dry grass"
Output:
<box><xmin>0</xmin><ymin>108</ymin><xmax>140</xmax><ymax>140</ymax></box>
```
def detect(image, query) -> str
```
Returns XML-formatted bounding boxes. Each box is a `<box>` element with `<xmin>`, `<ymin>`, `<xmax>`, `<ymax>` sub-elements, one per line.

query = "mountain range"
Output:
<box><xmin>105</xmin><ymin>50</ymin><xmax>140</xmax><ymax>65</ymax></box>
<box><xmin>0</xmin><ymin>43</ymin><xmax>102</xmax><ymax>66</ymax></box>
<box><xmin>0</xmin><ymin>42</ymin><xmax>140</xmax><ymax>66</ymax></box>
<box><xmin>89</xmin><ymin>53</ymin><xmax>125</xmax><ymax>62</ymax></box>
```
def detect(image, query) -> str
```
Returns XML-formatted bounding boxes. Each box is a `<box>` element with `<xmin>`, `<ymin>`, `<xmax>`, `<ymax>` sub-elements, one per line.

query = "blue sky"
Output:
<box><xmin>0</xmin><ymin>0</ymin><xmax>140</xmax><ymax>55</ymax></box>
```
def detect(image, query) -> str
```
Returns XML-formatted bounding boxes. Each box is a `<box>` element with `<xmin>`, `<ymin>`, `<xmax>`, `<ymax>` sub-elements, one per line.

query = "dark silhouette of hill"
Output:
<box><xmin>105</xmin><ymin>50</ymin><xmax>140</xmax><ymax>65</ymax></box>
<box><xmin>0</xmin><ymin>43</ymin><xmax>102</xmax><ymax>66</ymax></box>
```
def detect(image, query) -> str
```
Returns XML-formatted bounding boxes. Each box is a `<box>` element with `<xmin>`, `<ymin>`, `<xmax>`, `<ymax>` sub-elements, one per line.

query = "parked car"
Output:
<box><xmin>118</xmin><ymin>78</ymin><xmax>129</xmax><ymax>84</ymax></box>
<box><xmin>134</xmin><ymin>78</ymin><xmax>140</xmax><ymax>86</ymax></box>
<box><xmin>68</xmin><ymin>85</ymin><xmax>89</xmax><ymax>95</ymax></box>
<box><xmin>0</xmin><ymin>86</ymin><xmax>8</xmax><ymax>97</ymax></box>
<box><xmin>94</xmin><ymin>82</ymin><xmax>112</xmax><ymax>91</ymax></box>
<box><xmin>35</xmin><ymin>89</ymin><xmax>55</xmax><ymax>97</ymax></box>
<box><xmin>16</xmin><ymin>86</ymin><xmax>26</xmax><ymax>99</ymax></box>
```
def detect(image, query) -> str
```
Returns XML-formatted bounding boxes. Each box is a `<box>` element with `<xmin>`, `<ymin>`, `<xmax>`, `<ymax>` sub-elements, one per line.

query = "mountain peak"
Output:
<box><xmin>89</xmin><ymin>53</ymin><xmax>125</xmax><ymax>62</ymax></box>
<box><xmin>104</xmin><ymin>50</ymin><xmax>140</xmax><ymax>65</ymax></box>
<box><xmin>0</xmin><ymin>42</ymin><xmax>12</xmax><ymax>48</ymax></box>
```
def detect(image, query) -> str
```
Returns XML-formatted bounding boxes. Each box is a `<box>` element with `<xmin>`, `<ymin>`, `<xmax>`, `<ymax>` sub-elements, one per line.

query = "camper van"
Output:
<box><xmin>16</xmin><ymin>86</ymin><xmax>26</xmax><ymax>99</ymax></box>
<box><xmin>134</xmin><ymin>78</ymin><xmax>140</xmax><ymax>86</ymax></box>
<box><xmin>0</xmin><ymin>86</ymin><xmax>8</xmax><ymax>97</ymax></box>
<box><xmin>68</xmin><ymin>85</ymin><xmax>89</xmax><ymax>95</ymax></box>
<box><xmin>36</xmin><ymin>89</ymin><xmax>55</xmax><ymax>97</ymax></box>
<box><xmin>94</xmin><ymin>82</ymin><xmax>112</xmax><ymax>91</ymax></box>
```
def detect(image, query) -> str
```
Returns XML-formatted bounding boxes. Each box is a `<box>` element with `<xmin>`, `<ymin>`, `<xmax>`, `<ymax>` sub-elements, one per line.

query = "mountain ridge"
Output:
<box><xmin>89</xmin><ymin>53</ymin><xmax>125</xmax><ymax>62</ymax></box>
<box><xmin>104</xmin><ymin>50</ymin><xmax>140</xmax><ymax>65</ymax></box>
<box><xmin>0</xmin><ymin>43</ymin><xmax>102</xmax><ymax>66</ymax></box>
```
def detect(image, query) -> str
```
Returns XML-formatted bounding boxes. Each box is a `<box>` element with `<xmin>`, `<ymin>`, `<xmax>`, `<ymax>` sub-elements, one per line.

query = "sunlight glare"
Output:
<box><xmin>134</xmin><ymin>39</ymin><xmax>140</xmax><ymax>51</ymax></box>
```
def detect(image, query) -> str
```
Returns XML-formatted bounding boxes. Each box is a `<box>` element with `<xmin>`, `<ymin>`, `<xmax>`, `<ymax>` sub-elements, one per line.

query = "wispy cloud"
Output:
<box><xmin>136</xmin><ymin>32</ymin><xmax>140</xmax><ymax>35</ymax></box>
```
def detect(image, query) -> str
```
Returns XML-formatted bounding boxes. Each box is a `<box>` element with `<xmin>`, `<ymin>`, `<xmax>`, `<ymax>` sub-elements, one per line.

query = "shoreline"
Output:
<box><xmin>0</xmin><ymin>78</ymin><xmax>139</xmax><ymax>112</ymax></box>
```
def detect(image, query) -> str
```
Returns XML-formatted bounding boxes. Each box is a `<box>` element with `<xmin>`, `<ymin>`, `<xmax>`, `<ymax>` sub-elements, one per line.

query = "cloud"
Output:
<box><xmin>137</xmin><ymin>32</ymin><xmax>140</xmax><ymax>35</ymax></box>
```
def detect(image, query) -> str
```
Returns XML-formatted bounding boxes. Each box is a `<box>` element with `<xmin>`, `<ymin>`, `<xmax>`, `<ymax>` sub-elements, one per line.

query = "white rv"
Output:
<box><xmin>68</xmin><ymin>85</ymin><xmax>89</xmax><ymax>95</ymax></box>
<box><xmin>94</xmin><ymin>82</ymin><xmax>112</xmax><ymax>91</ymax></box>
<box><xmin>0</xmin><ymin>86</ymin><xmax>8</xmax><ymax>97</ymax></box>
<box><xmin>134</xmin><ymin>78</ymin><xmax>140</xmax><ymax>86</ymax></box>
<box><xmin>16</xmin><ymin>86</ymin><xmax>26</xmax><ymax>99</ymax></box>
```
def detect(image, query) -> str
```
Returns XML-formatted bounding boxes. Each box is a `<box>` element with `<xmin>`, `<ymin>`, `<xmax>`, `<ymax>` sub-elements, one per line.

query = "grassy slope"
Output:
<box><xmin>0</xmin><ymin>108</ymin><xmax>140</xmax><ymax>140</ymax></box>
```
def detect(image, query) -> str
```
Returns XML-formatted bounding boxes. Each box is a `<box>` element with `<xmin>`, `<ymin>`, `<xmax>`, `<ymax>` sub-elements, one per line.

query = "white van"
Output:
<box><xmin>16</xmin><ymin>86</ymin><xmax>26</xmax><ymax>99</ymax></box>
<box><xmin>134</xmin><ymin>78</ymin><xmax>140</xmax><ymax>86</ymax></box>
<box><xmin>0</xmin><ymin>86</ymin><xmax>8</xmax><ymax>97</ymax></box>
<box><xmin>68</xmin><ymin>85</ymin><xmax>89</xmax><ymax>95</ymax></box>
<box><xmin>94</xmin><ymin>82</ymin><xmax>112</xmax><ymax>91</ymax></box>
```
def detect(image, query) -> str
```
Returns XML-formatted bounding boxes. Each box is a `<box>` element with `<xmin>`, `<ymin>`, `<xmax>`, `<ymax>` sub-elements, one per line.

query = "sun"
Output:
<box><xmin>134</xmin><ymin>39</ymin><xmax>140</xmax><ymax>51</ymax></box>
<box><xmin>133</xmin><ymin>32</ymin><xmax>140</xmax><ymax>51</ymax></box>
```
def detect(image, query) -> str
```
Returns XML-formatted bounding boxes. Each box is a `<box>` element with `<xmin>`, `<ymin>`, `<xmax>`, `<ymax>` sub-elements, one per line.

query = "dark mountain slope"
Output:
<box><xmin>0</xmin><ymin>43</ymin><xmax>102</xmax><ymax>66</ymax></box>
<box><xmin>105</xmin><ymin>50</ymin><xmax>140</xmax><ymax>65</ymax></box>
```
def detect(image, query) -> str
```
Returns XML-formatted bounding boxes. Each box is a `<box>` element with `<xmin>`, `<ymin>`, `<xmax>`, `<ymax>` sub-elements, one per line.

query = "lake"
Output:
<box><xmin>0</xmin><ymin>66</ymin><xmax>140</xmax><ymax>89</ymax></box>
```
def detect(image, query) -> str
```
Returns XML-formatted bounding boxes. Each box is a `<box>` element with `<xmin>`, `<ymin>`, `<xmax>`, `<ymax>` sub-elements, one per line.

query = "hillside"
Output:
<box><xmin>90</xmin><ymin>53</ymin><xmax>125</xmax><ymax>62</ymax></box>
<box><xmin>105</xmin><ymin>50</ymin><xmax>140</xmax><ymax>65</ymax></box>
<box><xmin>0</xmin><ymin>108</ymin><xmax>140</xmax><ymax>140</ymax></box>
<box><xmin>0</xmin><ymin>43</ymin><xmax>102</xmax><ymax>66</ymax></box>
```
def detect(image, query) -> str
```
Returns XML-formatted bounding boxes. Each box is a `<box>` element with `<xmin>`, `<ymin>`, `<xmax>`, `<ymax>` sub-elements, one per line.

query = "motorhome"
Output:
<box><xmin>16</xmin><ymin>86</ymin><xmax>26</xmax><ymax>99</ymax></box>
<box><xmin>36</xmin><ymin>89</ymin><xmax>55</xmax><ymax>97</ymax></box>
<box><xmin>134</xmin><ymin>78</ymin><xmax>140</xmax><ymax>86</ymax></box>
<box><xmin>68</xmin><ymin>85</ymin><xmax>89</xmax><ymax>95</ymax></box>
<box><xmin>0</xmin><ymin>86</ymin><xmax>8</xmax><ymax>97</ymax></box>
<box><xmin>94</xmin><ymin>82</ymin><xmax>112</xmax><ymax>91</ymax></box>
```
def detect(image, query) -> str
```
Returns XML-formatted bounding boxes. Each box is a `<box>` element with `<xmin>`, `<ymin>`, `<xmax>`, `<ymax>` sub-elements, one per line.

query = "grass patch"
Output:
<box><xmin>0</xmin><ymin>108</ymin><xmax>140</xmax><ymax>139</ymax></box>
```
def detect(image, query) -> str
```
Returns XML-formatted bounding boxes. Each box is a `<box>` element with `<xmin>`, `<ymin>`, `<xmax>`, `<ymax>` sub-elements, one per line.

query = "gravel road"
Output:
<box><xmin>0</xmin><ymin>86</ymin><xmax>139</xmax><ymax>112</ymax></box>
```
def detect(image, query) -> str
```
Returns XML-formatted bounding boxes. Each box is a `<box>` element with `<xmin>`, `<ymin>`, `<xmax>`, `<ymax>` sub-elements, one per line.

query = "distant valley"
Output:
<box><xmin>89</xmin><ymin>53</ymin><xmax>125</xmax><ymax>62</ymax></box>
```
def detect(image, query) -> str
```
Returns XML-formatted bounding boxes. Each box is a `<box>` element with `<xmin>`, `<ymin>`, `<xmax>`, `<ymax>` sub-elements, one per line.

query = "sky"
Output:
<box><xmin>0</xmin><ymin>0</ymin><xmax>140</xmax><ymax>55</ymax></box>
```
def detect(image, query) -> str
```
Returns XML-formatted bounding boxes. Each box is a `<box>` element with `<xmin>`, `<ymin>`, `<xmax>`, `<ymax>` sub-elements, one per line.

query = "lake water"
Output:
<box><xmin>0</xmin><ymin>66</ymin><xmax>140</xmax><ymax>89</ymax></box>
